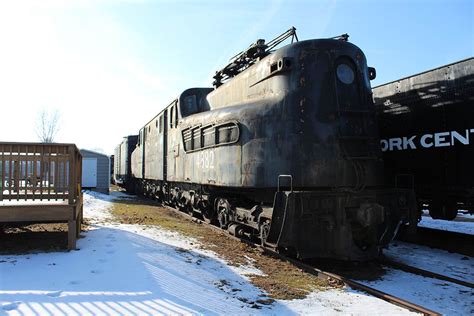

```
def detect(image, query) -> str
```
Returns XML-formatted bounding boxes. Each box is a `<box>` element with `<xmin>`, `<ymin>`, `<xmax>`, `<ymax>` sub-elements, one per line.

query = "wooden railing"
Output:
<box><xmin>0</xmin><ymin>142</ymin><xmax>82</xmax><ymax>204</ymax></box>
<box><xmin>0</xmin><ymin>142</ymin><xmax>83</xmax><ymax>249</ymax></box>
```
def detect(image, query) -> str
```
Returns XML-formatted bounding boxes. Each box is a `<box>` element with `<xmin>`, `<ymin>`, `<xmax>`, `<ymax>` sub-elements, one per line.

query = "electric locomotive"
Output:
<box><xmin>116</xmin><ymin>28</ymin><xmax>416</xmax><ymax>261</ymax></box>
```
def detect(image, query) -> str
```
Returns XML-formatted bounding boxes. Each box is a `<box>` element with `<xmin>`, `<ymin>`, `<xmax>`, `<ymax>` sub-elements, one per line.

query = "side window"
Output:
<box><xmin>182</xmin><ymin>95</ymin><xmax>197</xmax><ymax>117</ymax></box>
<box><xmin>170</xmin><ymin>106</ymin><xmax>174</xmax><ymax>129</ymax></box>
<box><xmin>159</xmin><ymin>115</ymin><xmax>162</xmax><ymax>133</ymax></box>
<box><xmin>174</xmin><ymin>104</ymin><xmax>178</xmax><ymax>127</ymax></box>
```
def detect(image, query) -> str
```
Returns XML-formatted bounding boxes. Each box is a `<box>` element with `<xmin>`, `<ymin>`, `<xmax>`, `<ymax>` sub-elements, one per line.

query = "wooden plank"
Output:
<box><xmin>0</xmin><ymin>204</ymin><xmax>75</xmax><ymax>222</ymax></box>
<box><xmin>0</xmin><ymin>142</ymin><xmax>78</xmax><ymax>147</ymax></box>
<box><xmin>54</xmin><ymin>146</ymin><xmax>59</xmax><ymax>200</ymax></box>
<box><xmin>32</xmin><ymin>145</ymin><xmax>37</xmax><ymax>201</ymax></box>
<box><xmin>24</xmin><ymin>145</ymin><xmax>27</xmax><ymax>201</ymax></box>
<box><xmin>15</xmin><ymin>148</ymin><xmax>19</xmax><ymax>201</ymax></box>
<box><xmin>63</xmin><ymin>148</ymin><xmax>67</xmax><ymax>200</ymax></box>
<box><xmin>48</xmin><ymin>145</ymin><xmax>51</xmax><ymax>200</ymax></box>
<box><xmin>68</xmin><ymin>219</ymin><xmax>77</xmax><ymax>250</ymax></box>
<box><xmin>0</xmin><ymin>154</ymin><xmax>49</xmax><ymax>160</ymax></box>
<box><xmin>76</xmin><ymin>203</ymin><xmax>83</xmax><ymax>229</ymax></box>
<box><xmin>1</xmin><ymin>144</ymin><xmax>4</xmax><ymax>201</ymax></box>
<box><xmin>1</xmin><ymin>193</ymin><xmax>69</xmax><ymax>200</ymax></box>
<box><xmin>40</xmin><ymin>146</ymin><xmax>44</xmax><ymax>200</ymax></box>
<box><xmin>68</xmin><ymin>145</ymin><xmax>74</xmax><ymax>205</ymax></box>
<box><xmin>8</xmin><ymin>145</ymin><xmax>12</xmax><ymax>201</ymax></box>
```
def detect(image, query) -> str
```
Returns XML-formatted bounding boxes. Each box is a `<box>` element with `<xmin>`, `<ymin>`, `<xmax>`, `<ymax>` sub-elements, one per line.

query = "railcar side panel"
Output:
<box><xmin>374</xmin><ymin>58</ymin><xmax>474</xmax><ymax>218</ymax></box>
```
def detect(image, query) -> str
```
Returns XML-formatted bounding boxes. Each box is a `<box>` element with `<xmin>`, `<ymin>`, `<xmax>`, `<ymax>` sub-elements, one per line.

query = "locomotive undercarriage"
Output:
<box><xmin>128</xmin><ymin>178</ymin><xmax>414</xmax><ymax>261</ymax></box>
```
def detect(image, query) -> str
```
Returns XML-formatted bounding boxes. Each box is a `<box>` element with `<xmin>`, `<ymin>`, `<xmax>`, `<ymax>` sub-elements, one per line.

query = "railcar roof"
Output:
<box><xmin>373</xmin><ymin>57</ymin><xmax>474</xmax><ymax>89</ymax></box>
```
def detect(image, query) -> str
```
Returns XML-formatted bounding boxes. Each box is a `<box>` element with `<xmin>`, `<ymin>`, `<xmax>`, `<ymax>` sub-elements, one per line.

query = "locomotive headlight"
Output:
<box><xmin>336</xmin><ymin>63</ymin><xmax>354</xmax><ymax>84</ymax></box>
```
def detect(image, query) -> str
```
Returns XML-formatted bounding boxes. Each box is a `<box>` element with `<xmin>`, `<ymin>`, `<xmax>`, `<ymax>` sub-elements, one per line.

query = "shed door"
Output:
<box><xmin>82</xmin><ymin>158</ymin><xmax>98</xmax><ymax>187</ymax></box>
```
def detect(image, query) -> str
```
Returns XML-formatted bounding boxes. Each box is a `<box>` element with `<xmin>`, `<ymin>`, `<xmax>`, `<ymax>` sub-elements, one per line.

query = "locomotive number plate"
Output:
<box><xmin>195</xmin><ymin>150</ymin><xmax>215</xmax><ymax>169</ymax></box>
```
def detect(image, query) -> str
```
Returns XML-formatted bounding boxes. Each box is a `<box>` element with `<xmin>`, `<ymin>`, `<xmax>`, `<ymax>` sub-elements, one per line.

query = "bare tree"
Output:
<box><xmin>35</xmin><ymin>108</ymin><xmax>61</xmax><ymax>143</ymax></box>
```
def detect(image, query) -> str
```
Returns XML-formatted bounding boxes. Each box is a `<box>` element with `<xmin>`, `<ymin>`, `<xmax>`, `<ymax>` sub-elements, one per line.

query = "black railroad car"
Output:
<box><xmin>120</xmin><ymin>28</ymin><xmax>416</xmax><ymax>261</ymax></box>
<box><xmin>373</xmin><ymin>58</ymin><xmax>474</xmax><ymax>220</ymax></box>
<box><xmin>110</xmin><ymin>154</ymin><xmax>114</xmax><ymax>184</ymax></box>
<box><xmin>114</xmin><ymin>135</ymin><xmax>138</xmax><ymax>191</ymax></box>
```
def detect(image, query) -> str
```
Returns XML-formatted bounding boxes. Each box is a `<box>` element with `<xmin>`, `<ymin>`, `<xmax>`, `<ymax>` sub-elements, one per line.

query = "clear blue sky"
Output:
<box><xmin>0</xmin><ymin>0</ymin><xmax>472</xmax><ymax>154</ymax></box>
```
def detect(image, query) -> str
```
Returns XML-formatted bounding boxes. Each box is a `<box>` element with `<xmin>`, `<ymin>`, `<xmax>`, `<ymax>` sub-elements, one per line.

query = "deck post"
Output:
<box><xmin>76</xmin><ymin>202</ymin><xmax>82</xmax><ymax>238</ymax></box>
<box><xmin>68</xmin><ymin>218</ymin><xmax>77</xmax><ymax>250</ymax></box>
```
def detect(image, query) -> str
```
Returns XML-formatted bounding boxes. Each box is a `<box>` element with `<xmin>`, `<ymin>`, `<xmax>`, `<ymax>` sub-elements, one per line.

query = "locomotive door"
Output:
<box><xmin>163</xmin><ymin>109</ymin><xmax>168</xmax><ymax>181</ymax></box>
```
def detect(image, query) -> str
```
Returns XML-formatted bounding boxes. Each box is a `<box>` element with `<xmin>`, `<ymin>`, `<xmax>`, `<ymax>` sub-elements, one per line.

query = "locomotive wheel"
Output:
<box><xmin>177</xmin><ymin>196</ymin><xmax>192</xmax><ymax>214</ymax></box>
<box><xmin>444</xmin><ymin>202</ymin><xmax>458</xmax><ymax>220</ymax></box>
<box><xmin>202</xmin><ymin>208</ymin><xmax>215</xmax><ymax>224</ymax></box>
<box><xmin>155</xmin><ymin>190</ymin><xmax>164</xmax><ymax>203</ymax></box>
<box><xmin>428</xmin><ymin>206</ymin><xmax>442</xmax><ymax>219</ymax></box>
<box><xmin>259</xmin><ymin>220</ymin><xmax>271</xmax><ymax>246</ymax></box>
<box><xmin>429</xmin><ymin>200</ymin><xmax>458</xmax><ymax>220</ymax></box>
<box><xmin>216</xmin><ymin>198</ymin><xmax>231</xmax><ymax>228</ymax></box>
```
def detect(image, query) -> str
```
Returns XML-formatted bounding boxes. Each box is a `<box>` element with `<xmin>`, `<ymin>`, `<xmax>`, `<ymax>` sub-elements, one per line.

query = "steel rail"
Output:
<box><xmin>398</xmin><ymin>226</ymin><xmax>474</xmax><ymax>257</ymax></box>
<box><xmin>159</xmin><ymin>204</ymin><xmax>441</xmax><ymax>316</ymax></box>
<box><xmin>380</xmin><ymin>257</ymin><xmax>474</xmax><ymax>289</ymax></box>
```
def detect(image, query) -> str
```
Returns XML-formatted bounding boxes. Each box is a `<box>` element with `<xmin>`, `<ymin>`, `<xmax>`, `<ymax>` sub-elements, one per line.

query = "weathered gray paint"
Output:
<box><xmin>132</xmin><ymin>40</ymin><xmax>382</xmax><ymax>190</ymax></box>
<box><xmin>123</xmin><ymin>35</ymin><xmax>417</xmax><ymax>260</ymax></box>
<box><xmin>80</xmin><ymin>149</ymin><xmax>110</xmax><ymax>194</ymax></box>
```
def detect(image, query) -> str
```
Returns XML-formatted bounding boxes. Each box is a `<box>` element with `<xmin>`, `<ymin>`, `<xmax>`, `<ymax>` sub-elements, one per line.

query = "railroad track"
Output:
<box><xmin>380</xmin><ymin>257</ymin><xmax>474</xmax><ymax>289</ymax></box>
<box><xmin>398</xmin><ymin>226</ymin><xmax>474</xmax><ymax>257</ymax></box>
<box><xmin>158</xmin><ymin>203</ymin><xmax>442</xmax><ymax>315</ymax></box>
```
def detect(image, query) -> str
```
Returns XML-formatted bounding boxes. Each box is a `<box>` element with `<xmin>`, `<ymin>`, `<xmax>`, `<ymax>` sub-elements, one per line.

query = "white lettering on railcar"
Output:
<box><xmin>381</xmin><ymin>128</ymin><xmax>474</xmax><ymax>152</ymax></box>
<box><xmin>195</xmin><ymin>151</ymin><xmax>215</xmax><ymax>169</ymax></box>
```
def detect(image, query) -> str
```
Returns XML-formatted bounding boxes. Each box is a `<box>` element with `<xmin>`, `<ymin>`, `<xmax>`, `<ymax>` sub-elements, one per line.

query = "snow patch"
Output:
<box><xmin>0</xmin><ymin>191</ymin><xmax>418</xmax><ymax>315</ymax></box>
<box><xmin>385</xmin><ymin>241</ymin><xmax>473</xmax><ymax>284</ymax></box>
<box><xmin>418</xmin><ymin>211</ymin><xmax>474</xmax><ymax>235</ymax></box>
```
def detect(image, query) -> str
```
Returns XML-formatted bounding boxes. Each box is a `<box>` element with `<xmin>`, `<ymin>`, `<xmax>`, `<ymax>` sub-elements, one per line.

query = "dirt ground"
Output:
<box><xmin>0</xmin><ymin>223</ymin><xmax>69</xmax><ymax>254</ymax></box>
<box><xmin>0</xmin><ymin>190</ymin><xmax>330</xmax><ymax>300</ymax></box>
<box><xmin>109</xmin><ymin>196</ymin><xmax>330</xmax><ymax>300</ymax></box>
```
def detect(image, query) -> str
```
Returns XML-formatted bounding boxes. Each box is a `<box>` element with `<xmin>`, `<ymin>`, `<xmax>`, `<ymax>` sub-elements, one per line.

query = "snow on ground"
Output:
<box><xmin>418</xmin><ymin>210</ymin><xmax>474</xmax><ymax>235</ymax></box>
<box><xmin>0</xmin><ymin>191</ymin><xmax>416</xmax><ymax>315</ymax></box>
<box><xmin>360</xmin><ymin>269</ymin><xmax>472</xmax><ymax>315</ymax></box>
<box><xmin>385</xmin><ymin>241</ymin><xmax>474</xmax><ymax>284</ymax></box>
<box><xmin>367</xmin><ymin>233</ymin><xmax>474</xmax><ymax>315</ymax></box>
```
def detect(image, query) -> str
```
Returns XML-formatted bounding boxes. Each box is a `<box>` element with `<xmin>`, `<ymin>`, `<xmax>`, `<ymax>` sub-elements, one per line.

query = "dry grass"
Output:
<box><xmin>110</xmin><ymin>197</ymin><xmax>329</xmax><ymax>300</ymax></box>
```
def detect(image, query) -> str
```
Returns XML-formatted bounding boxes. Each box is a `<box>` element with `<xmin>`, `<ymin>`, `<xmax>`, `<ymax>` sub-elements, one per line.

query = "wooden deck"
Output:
<box><xmin>0</xmin><ymin>142</ymin><xmax>83</xmax><ymax>250</ymax></box>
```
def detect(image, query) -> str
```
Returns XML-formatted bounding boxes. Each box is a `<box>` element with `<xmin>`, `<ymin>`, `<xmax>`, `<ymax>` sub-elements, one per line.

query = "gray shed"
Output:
<box><xmin>80</xmin><ymin>149</ymin><xmax>110</xmax><ymax>194</ymax></box>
